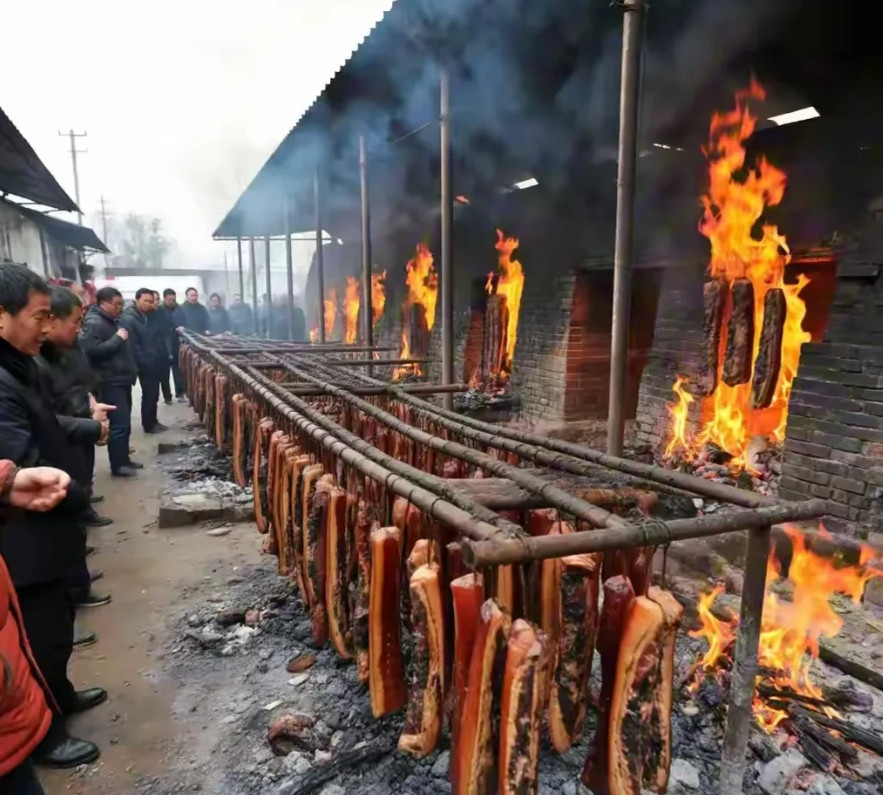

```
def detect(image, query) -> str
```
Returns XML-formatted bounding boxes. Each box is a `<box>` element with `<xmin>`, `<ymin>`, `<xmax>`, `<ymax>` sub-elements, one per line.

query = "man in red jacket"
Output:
<box><xmin>0</xmin><ymin>460</ymin><xmax>100</xmax><ymax>794</ymax></box>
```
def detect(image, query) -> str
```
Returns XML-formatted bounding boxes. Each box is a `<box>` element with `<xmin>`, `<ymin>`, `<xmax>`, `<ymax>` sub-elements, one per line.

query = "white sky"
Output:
<box><xmin>3</xmin><ymin>0</ymin><xmax>395</xmax><ymax>268</ymax></box>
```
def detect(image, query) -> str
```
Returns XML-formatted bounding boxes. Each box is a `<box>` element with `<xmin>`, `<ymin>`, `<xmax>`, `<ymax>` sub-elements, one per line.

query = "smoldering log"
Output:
<box><xmin>751</xmin><ymin>288</ymin><xmax>786</xmax><ymax>408</ymax></box>
<box><xmin>697</xmin><ymin>280</ymin><xmax>727</xmax><ymax>396</ymax></box>
<box><xmin>722</xmin><ymin>278</ymin><xmax>755</xmax><ymax>387</ymax></box>
<box><xmin>483</xmin><ymin>293</ymin><xmax>507</xmax><ymax>378</ymax></box>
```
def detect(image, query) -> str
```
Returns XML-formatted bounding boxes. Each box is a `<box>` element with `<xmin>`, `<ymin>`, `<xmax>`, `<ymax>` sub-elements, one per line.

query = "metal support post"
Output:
<box><xmin>606</xmin><ymin>0</ymin><xmax>646</xmax><ymax>456</ymax></box>
<box><xmin>439</xmin><ymin>67</ymin><xmax>454</xmax><ymax>410</ymax></box>
<box><xmin>719</xmin><ymin>525</ymin><xmax>771</xmax><ymax>794</ymax></box>
<box><xmin>249</xmin><ymin>237</ymin><xmax>258</xmax><ymax>325</ymax></box>
<box><xmin>359</xmin><ymin>135</ymin><xmax>373</xmax><ymax>366</ymax></box>
<box><xmin>285</xmin><ymin>195</ymin><xmax>295</xmax><ymax>341</ymax></box>
<box><xmin>264</xmin><ymin>236</ymin><xmax>272</xmax><ymax>338</ymax></box>
<box><xmin>236</xmin><ymin>237</ymin><xmax>245</xmax><ymax>303</ymax></box>
<box><xmin>314</xmin><ymin>166</ymin><xmax>327</xmax><ymax>343</ymax></box>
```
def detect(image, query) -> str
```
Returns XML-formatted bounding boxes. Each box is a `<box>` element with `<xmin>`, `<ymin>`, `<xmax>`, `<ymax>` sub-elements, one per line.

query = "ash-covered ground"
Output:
<box><xmin>120</xmin><ymin>433</ymin><xmax>883</xmax><ymax>795</ymax></box>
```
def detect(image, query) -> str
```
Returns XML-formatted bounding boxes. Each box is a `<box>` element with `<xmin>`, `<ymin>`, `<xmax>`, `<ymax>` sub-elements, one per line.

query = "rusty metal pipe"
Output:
<box><xmin>460</xmin><ymin>499</ymin><xmax>828</xmax><ymax>568</ymax></box>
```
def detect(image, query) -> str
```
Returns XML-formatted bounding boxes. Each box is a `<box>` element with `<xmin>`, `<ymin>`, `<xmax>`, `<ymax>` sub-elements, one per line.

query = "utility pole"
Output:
<box><xmin>58</xmin><ymin>130</ymin><xmax>87</xmax><ymax>224</ymax></box>
<box><xmin>98</xmin><ymin>195</ymin><xmax>111</xmax><ymax>270</ymax></box>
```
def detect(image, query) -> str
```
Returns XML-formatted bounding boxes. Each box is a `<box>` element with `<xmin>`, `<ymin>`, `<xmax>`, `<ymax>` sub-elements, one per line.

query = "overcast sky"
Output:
<box><xmin>3</xmin><ymin>0</ymin><xmax>394</xmax><ymax>268</ymax></box>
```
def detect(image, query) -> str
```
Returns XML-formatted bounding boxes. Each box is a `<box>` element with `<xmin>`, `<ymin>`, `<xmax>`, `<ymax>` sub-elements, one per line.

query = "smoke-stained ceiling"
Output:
<box><xmin>214</xmin><ymin>0</ymin><xmax>882</xmax><ymax>246</ymax></box>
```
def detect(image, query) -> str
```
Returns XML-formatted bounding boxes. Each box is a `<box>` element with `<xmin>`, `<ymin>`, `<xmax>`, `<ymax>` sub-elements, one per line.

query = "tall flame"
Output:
<box><xmin>343</xmin><ymin>276</ymin><xmax>360</xmax><ymax>344</ymax></box>
<box><xmin>371</xmin><ymin>270</ymin><xmax>386</xmax><ymax>326</ymax></box>
<box><xmin>483</xmin><ymin>229</ymin><xmax>525</xmax><ymax>380</ymax></box>
<box><xmin>690</xmin><ymin>525</ymin><xmax>882</xmax><ymax>732</ymax></box>
<box><xmin>665</xmin><ymin>80</ymin><xmax>812</xmax><ymax>467</ymax></box>
<box><xmin>393</xmin><ymin>243</ymin><xmax>437</xmax><ymax>380</ymax></box>
<box><xmin>324</xmin><ymin>288</ymin><xmax>338</xmax><ymax>340</ymax></box>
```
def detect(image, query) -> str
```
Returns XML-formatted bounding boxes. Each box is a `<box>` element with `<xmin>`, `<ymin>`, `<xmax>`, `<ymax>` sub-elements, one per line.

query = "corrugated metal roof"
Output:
<box><xmin>0</xmin><ymin>107</ymin><xmax>79</xmax><ymax>212</ymax></box>
<box><xmin>3</xmin><ymin>200</ymin><xmax>109</xmax><ymax>253</ymax></box>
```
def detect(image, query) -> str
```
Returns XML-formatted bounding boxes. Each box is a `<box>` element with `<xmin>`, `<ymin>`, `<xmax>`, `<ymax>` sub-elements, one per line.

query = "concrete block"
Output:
<box><xmin>158</xmin><ymin>491</ymin><xmax>254</xmax><ymax>528</ymax></box>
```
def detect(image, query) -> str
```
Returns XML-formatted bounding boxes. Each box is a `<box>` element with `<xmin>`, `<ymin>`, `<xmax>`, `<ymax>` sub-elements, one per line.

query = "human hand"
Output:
<box><xmin>92</xmin><ymin>403</ymin><xmax>116</xmax><ymax>422</ymax></box>
<box><xmin>9</xmin><ymin>467</ymin><xmax>70</xmax><ymax>511</ymax></box>
<box><xmin>116</xmin><ymin>328</ymin><xmax>129</xmax><ymax>341</ymax></box>
<box><xmin>98</xmin><ymin>420</ymin><xmax>110</xmax><ymax>445</ymax></box>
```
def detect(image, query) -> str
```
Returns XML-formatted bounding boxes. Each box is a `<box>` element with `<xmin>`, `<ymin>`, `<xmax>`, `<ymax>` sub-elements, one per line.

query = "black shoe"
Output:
<box><xmin>34</xmin><ymin>736</ymin><xmax>101</xmax><ymax>768</ymax></box>
<box><xmin>112</xmin><ymin>467</ymin><xmax>137</xmax><ymax>478</ymax></box>
<box><xmin>144</xmin><ymin>423</ymin><xmax>169</xmax><ymax>434</ymax></box>
<box><xmin>85</xmin><ymin>510</ymin><xmax>113</xmax><ymax>528</ymax></box>
<box><xmin>74</xmin><ymin>592</ymin><xmax>112</xmax><ymax>608</ymax></box>
<box><xmin>90</xmin><ymin>494</ymin><xmax>105</xmax><ymax>504</ymax></box>
<box><xmin>74</xmin><ymin>628</ymin><xmax>98</xmax><ymax>648</ymax></box>
<box><xmin>85</xmin><ymin>544</ymin><xmax>96</xmax><ymax>556</ymax></box>
<box><xmin>66</xmin><ymin>687</ymin><xmax>108</xmax><ymax>715</ymax></box>
<box><xmin>125</xmin><ymin>460</ymin><xmax>144</xmax><ymax>470</ymax></box>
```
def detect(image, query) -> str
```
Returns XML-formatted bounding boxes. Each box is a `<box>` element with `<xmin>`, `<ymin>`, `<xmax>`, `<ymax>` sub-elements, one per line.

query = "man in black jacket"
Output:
<box><xmin>81</xmin><ymin>287</ymin><xmax>140</xmax><ymax>477</ymax></box>
<box><xmin>121</xmin><ymin>288</ymin><xmax>168</xmax><ymax>434</ymax></box>
<box><xmin>178</xmin><ymin>287</ymin><xmax>210</xmax><ymax>334</ymax></box>
<box><xmin>227</xmin><ymin>293</ymin><xmax>253</xmax><ymax>336</ymax></box>
<box><xmin>0</xmin><ymin>264</ymin><xmax>104</xmax><ymax>769</ymax></box>
<box><xmin>159</xmin><ymin>289</ymin><xmax>185</xmax><ymax>404</ymax></box>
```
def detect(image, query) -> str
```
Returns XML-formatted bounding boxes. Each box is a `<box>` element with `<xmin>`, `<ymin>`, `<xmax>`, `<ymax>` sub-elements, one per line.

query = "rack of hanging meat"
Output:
<box><xmin>176</xmin><ymin>331</ymin><xmax>883</xmax><ymax>795</ymax></box>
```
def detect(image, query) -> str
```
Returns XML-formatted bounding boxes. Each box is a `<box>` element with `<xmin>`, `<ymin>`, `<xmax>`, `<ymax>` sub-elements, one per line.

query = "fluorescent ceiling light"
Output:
<box><xmin>767</xmin><ymin>106</ymin><xmax>820</xmax><ymax>127</ymax></box>
<box><xmin>513</xmin><ymin>177</ymin><xmax>538</xmax><ymax>190</ymax></box>
<box><xmin>652</xmin><ymin>142</ymin><xmax>684</xmax><ymax>152</ymax></box>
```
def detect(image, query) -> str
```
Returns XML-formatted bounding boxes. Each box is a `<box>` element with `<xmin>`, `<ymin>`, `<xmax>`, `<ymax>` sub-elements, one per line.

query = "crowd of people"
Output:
<box><xmin>0</xmin><ymin>268</ymin><xmax>232</xmax><ymax>794</ymax></box>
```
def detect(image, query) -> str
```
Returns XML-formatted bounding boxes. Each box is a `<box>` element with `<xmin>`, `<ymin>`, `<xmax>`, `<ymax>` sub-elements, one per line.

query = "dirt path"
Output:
<box><xmin>40</xmin><ymin>402</ymin><xmax>263</xmax><ymax>795</ymax></box>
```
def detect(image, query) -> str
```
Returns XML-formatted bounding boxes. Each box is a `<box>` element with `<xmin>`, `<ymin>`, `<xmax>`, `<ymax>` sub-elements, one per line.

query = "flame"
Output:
<box><xmin>483</xmin><ymin>229</ymin><xmax>525</xmax><ymax>380</ymax></box>
<box><xmin>343</xmin><ymin>276</ymin><xmax>360</xmax><ymax>344</ymax></box>
<box><xmin>664</xmin><ymin>376</ymin><xmax>695</xmax><ymax>459</ymax></box>
<box><xmin>324</xmin><ymin>288</ymin><xmax>337</xmax><ymax>340</ymax></box>
<box><xmin>690</xmin><ymin>524</ymin><xmax>883</xmax><ymax>732</ymax></box>
<box><xmin>664</xmin><ymin>80</ymin><xmax>812</xmax><ymax>467</ymax></box>
<box><xmin>371</xmin><ymin>270</ymin><xmax>386</xmax><ymax>326</ymax></box>
<box><xmin>393</xmin><ymin>243</ymin><xmax>437</xmax><ymax>380</ymax></box>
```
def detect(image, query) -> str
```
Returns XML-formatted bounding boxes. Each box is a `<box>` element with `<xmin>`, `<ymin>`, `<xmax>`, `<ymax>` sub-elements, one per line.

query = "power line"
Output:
<box><xmin>58</xmin><ymin>129</ymin><xmax>88</xmax><ymax>225</ymax></box>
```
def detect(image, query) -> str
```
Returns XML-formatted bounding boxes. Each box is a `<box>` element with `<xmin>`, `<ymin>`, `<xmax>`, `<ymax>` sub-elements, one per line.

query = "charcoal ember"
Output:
<box><xmin>704</xmin><ymin>443</ymin><xmax>734</xmax><ymax>465</ymax></box>
<box><xmin>697</xmin><ymin>280</ymin><xmax>727</xmax><ymax>396</ymax></box>
<box><xmin>751</xmin><ymin>287</ymin><xmax>786</xmax><ymax>409</ymax></box>
<box><xmin>722</xmin><ymin>278</ymin><xmax>755</xmax><ymax>387</ymax></box>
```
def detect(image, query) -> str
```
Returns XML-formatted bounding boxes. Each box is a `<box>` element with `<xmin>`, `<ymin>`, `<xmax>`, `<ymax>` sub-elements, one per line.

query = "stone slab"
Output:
<box><xmin>158</xmin><ymin>491</ymin><xmax>254</xmax><ymax>528</ymax></box>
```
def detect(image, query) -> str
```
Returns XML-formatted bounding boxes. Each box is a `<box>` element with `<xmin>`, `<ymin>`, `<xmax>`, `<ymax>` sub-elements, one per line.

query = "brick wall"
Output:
<box><xmin>634</xmin><ymin>263</ymin><xmax>708</xmax><ymax>447</ymax></box>
<box><xmin>779</xmin><ymin>260</ymin><xmax>883</xmax><ymax>531</ymax></box>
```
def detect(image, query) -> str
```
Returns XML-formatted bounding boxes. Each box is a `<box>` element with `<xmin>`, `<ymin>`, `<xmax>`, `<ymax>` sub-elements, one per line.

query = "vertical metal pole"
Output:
<box><xmin>264</xmin><ymin>235</ymin><xmax>272</xmax><ymax>339</ymax></box>
<box><xmin>314</xmin><ymin>166</ymin><xmax>327</xmax><ymax>343</ymax></box>
<box><xmin>606</xmin><ymin>0</ymin><xmax>646</xmax><ymax>457</ymax></box>
<box><xmin>236</xmin><ymin>237</ymin><xmax>245</xmax><ymax>302</ymax></box>
<box><xmin>249</xmin><ymin>237</ymin><xmax>258</xmax><ymax>326</ymax></box>
<box><xmin>719</xmin><ymin>525</ymin><xmax>771</xmax><ymax>794</ymax></box>
<box><xmin>359</xmin><ymin>135</ymin><xmax>373</xmax><ymax>371</ymax></box>
<box><xmin>285</xmin><ymin>195</ymin><xmax>295</xmax><ymax>341</ymax></box>
<box><xmin>439</xmin><ymin>67</ymin><xmax>454</xmax><ymax>410</ymax></box>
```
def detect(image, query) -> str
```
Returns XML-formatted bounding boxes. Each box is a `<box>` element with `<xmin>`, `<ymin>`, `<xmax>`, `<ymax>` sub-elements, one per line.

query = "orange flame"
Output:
<box><xmin>482</xmin><ymin>229</ymin><xmax>525</xmax><ymax>381</ymax></box>
<box><xmin>371</xmin><ymin>270</ymin><xmax>386</xmax><ymax>326</ymax></box>
<box><xmin>393</xmin><ymin>243</ymin><xmax>437</xmax><ymax>380</ymax></box>
<box><xmin>690</xmin><ymin>524</ymin><xmax>882</xmax><ymax>732</ymax></box>
<box><xmin>665</xmin><ymin>80</ymin><xmax>812</xmax><ymax>467</ymax></box>
<box><xmin>664</xmin><ymin>376</ymin><xmax>695</xmax><ymax>459</ymax></box>
<box><xmin>324</xmin><ymin>288</ymin><xmax>337</xmax><ymax>340</ymax></box>
<box><xmin>343</xmin><ymin>276</ymin><xmax>360</xmax><ymax>345</ymax></box>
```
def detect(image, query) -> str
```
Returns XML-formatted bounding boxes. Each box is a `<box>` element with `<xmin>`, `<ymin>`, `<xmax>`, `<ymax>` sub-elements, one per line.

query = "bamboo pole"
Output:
<box><xmin>460</xmin><ymin>500</ymin><xmax>827</xmax><ymax>568</ymax></box>
<box><xmin>278</xmin><ymin>359</ymin><xmax>629</xmax><ymax>530</ymax></box>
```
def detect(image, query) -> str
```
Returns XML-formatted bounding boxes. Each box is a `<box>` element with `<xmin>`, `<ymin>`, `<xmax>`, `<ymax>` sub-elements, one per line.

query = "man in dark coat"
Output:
<box><xmin>207</xmin><ymin>293</ymin><xmax>230</xmax><ymax>335</ymax></box>
<box><xmin>178</xmin><ymin>287</ymin><xmax>210</xmax><ymax>334</ymax></box>
<box><xmin>80</xmin><ymin>287</ymin><xmax>140</xmax><ymax>477</ymax></box>
<box><xmin>227</xmin><ymin>293</ymin><xmax>253</xmax><ymax>336</ymax></box>
<box><xmin>159</xmin><ymin>289</ymin><xmax>185</xmax><ymax>404</ymax></box>
<box><xmin>121</xmin><ymin>288</ymin><xmax>168</xmax><ymax>434</ymax></box>
<box><xmin>0</xmin><ymin>264</ymin><xmax>104</xmax><ymax>769</ymax></box>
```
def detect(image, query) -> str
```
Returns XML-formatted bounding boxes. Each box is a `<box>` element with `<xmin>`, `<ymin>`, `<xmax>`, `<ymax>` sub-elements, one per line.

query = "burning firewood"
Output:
<box><xmin>499</xmin><ymin>619</ymin><xmax>551</xmax><ymax>795</ymax></box>
<box><xmin>548</xmin><ymin>553</ymin><xmax>601</xmax><ymax>753</ymax></box>
<box><xmin>751</xmin><ymin>287</ymin><xmax>786</xmax><ymax>409</ymax></box>
<box><xmin>722</xmin><ymin>278</ymin><xmax>755</xmax><ymax>387</ymax></box>
<box><xmin>697</xmin><ymin>280</ymin><xmax>727</xmax><ymax>396</ymax></box>
<box><xmin>453</xmin><ymin>598</ymin><xmax>510</xmax><ymax>795</ymax></box>
<box><xmin>399</xmin><ymin>563</ymin><xmax>445</xmax><ymax>758</ymax></box>
<box><xmin>483</xmin><ymin>293</ymin><xmax>508</xmax><ymax>380</ymax></box>
<box><xmin>368</xmin><ymin>526</ymin><xmax>407</xmax><ymax>717</ymax></box>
